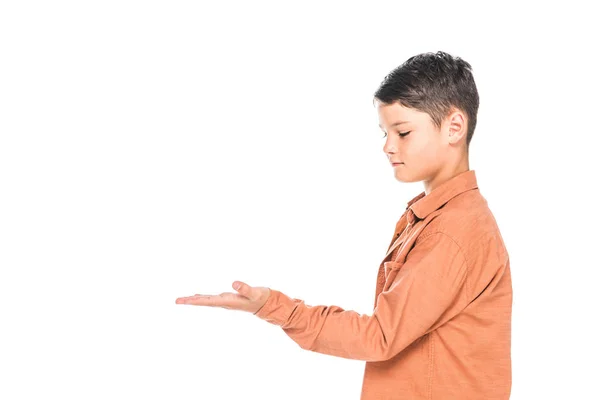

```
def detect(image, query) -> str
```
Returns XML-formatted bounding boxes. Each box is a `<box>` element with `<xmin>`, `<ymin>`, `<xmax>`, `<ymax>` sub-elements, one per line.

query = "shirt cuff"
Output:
<box><xmin>253</xmin><ymin>288</ymin><xmax>300</xmax><ymax>326</ymax></box>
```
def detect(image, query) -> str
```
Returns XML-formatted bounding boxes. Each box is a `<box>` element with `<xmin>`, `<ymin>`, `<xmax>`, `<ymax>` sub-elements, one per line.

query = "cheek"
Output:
<box><xmin>407</xmin><ymin>139</ymin><xmax>431</xmax><ymax>157</ymax></box>
<box><xmin>410</xmin><ymin>140</ymin><xmax>442</xmax><ymax>163</ymax></box>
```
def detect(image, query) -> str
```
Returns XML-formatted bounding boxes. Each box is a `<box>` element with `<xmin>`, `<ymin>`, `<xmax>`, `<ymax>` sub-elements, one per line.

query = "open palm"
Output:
<box><xmin>175</xmin><ymin>281</ymin><xmax>271</xmax><ymax>315</ymax></box>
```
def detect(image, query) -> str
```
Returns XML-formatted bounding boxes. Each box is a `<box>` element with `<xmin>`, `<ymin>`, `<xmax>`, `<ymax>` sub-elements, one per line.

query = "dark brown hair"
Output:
<box><xmin>373</xmin><ymin>51</ymin><xmax>479</xmax><ymax>149</ymax></box>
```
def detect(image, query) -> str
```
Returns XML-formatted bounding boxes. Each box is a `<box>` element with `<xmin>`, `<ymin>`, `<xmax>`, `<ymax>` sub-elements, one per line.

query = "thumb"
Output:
<box><xmin>232</xmin><ymin>281</ymin><xmax>253</xmax><ymax>298</ymax></box>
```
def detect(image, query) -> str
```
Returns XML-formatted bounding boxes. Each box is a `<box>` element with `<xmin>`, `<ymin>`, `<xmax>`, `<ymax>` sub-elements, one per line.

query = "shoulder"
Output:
<box><xmin>419</xmin><ymin>189</ymin><xmax>508</xmax><ymax>263</ymax></box>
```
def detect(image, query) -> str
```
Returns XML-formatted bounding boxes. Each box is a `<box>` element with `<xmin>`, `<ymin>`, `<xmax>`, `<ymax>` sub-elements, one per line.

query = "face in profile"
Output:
<box><xmin>376</xmin><ymin>100</ymin><xmax>449</xmax><ymax>184</ymax></box>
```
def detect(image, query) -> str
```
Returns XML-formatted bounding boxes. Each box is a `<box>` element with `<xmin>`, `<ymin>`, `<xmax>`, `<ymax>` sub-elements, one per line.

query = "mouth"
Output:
<box><xmin>391</xmin><ymin>162</ymin><xmax>404</xmax><ymax>166</ymax></box>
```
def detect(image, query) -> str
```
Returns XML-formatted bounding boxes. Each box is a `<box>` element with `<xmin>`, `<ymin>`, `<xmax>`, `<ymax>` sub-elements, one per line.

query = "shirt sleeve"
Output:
<box><xmin>253</xmin><ymin>231</ymin><xmax>469</xmax><ymax>362</ymax></box>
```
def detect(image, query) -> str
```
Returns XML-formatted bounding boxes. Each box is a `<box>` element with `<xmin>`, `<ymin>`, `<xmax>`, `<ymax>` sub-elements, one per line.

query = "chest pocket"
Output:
<box><xmin>382</xmin><ymin>260</ymin><xmax>406</xmax><ymax>292</ymax></box>
<box><xmin>382</xmin><ymin>227</ymin><xmax>420</xmax><ymax>289</ymax></box>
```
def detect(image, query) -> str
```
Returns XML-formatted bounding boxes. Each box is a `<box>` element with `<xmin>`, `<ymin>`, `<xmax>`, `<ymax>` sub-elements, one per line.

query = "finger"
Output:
<box><xmin>232</xmin><ymin>281</ymin><xmax>255</xmax><ymax>299</ymax></box>
<box><xmin>175</xmin><ymin>295</ymin><xmax>222</xmax><ymax>306</ymax></box>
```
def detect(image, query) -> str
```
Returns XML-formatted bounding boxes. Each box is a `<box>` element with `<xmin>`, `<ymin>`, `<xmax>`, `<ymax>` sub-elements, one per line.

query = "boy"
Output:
<box><xmin>176</xmin><ymin>51</ymin><xmax>512</xmax><ymax>400</ymax></box>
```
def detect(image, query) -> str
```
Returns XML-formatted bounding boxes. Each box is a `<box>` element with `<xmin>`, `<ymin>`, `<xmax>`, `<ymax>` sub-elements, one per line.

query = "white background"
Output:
<box><xmin>1</xmin><ymin>1</ymin><xmax>598</xmax><ymax>399</ymax></box>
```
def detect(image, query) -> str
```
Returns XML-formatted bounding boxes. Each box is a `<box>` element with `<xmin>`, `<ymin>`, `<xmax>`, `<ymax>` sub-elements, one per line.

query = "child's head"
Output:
<box><xmin>373</xmin><ymin>51</ymin><xmax>479</xmax><ymax>188</ymax></box>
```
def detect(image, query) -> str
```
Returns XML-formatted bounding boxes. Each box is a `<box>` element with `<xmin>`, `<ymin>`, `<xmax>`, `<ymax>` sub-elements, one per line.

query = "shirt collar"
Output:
<box><xmin>405</xmin><ymin>169</ymin><xmax>479</xmax><ymax>223</ymax></box>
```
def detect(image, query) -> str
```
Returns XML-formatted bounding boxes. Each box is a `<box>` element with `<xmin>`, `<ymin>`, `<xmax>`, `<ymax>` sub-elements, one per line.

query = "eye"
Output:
<box><xmin>381</xmin><ymin>131</ymin><xmax>410</xmax><ymax>138</ymax></box>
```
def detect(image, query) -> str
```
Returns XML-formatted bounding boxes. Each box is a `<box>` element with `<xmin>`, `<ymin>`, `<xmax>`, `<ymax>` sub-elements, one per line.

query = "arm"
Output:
<box><xmin>253</xmin><ymin>232</ymin><xmax>469</xmax><ymax>362</ymax></box>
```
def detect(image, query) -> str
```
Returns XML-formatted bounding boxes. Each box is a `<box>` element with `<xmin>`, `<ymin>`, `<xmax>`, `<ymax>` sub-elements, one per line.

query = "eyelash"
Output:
<box><xmin>382</xmin><ymin>131</ymin><xmax>410</xmax><ymax>138</ymax></box>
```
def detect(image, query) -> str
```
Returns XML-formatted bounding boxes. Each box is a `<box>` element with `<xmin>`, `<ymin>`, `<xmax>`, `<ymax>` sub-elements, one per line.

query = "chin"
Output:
<box><xmin>394</xmin><ymin>170</ymin><xmax>418</xmax><ymax>184</ymax></box>
<box><xmin>393</xmin><ymin>173</ymin><xmax>409</xmax><ymax>183</ymax></box>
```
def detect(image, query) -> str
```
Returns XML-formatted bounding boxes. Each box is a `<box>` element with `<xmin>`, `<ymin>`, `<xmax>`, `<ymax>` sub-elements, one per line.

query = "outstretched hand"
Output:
<box><xmin>175</xmin><ymin>281</ymin><xmax>271</xmax><ymax>314</ymax></box>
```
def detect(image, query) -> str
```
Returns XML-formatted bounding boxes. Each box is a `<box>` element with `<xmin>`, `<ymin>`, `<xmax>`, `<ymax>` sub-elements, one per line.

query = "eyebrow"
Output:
<box><xmin>378</xmin><ymin>121</ymin><xmax>410</xmax><ymax>128</ymax></box>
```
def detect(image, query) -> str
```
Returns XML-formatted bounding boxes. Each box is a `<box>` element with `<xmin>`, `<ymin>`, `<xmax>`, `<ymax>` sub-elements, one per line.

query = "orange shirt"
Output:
<box><xmin>253</xmin><ymin>169</ymin><xmax>512</xmax><ymax>399</ymax></box>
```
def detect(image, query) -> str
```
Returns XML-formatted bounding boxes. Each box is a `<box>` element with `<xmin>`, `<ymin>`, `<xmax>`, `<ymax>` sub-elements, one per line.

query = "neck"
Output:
<box><xmin>423</xmin><ymin>153</ymin><xmax>470</xmax><ymax>195</ymax></box>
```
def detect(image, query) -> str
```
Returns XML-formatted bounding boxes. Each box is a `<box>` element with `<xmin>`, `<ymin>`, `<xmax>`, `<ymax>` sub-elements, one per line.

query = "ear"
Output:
<box><xmin>447</xmin><ymin>110</ymin><xmax>467</xmax><ymax>145</ymax></box>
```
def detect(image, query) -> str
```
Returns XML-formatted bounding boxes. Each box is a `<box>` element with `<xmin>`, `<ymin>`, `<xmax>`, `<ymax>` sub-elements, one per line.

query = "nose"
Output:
<box><xmin>383</xmin><ymin>140</ymin><xmax>397</xmax><ymax>155</ymax></box>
